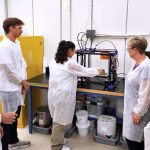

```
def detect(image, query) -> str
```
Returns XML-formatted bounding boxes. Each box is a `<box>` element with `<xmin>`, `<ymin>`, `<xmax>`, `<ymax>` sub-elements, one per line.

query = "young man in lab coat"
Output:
<box><xmin>0</xmin><ymin>18</ymin><xmax>30</xmax><ymax>150</ymax></box>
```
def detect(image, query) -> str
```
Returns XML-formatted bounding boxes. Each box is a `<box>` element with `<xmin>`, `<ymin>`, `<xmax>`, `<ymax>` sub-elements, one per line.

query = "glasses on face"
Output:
<box><xmin>127</xmin><ymin>47</ymin><xmax>133</xmax><ymax>51</ymax></box>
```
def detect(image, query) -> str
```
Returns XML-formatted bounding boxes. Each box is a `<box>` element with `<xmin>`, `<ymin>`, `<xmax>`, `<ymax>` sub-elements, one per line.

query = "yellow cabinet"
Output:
<box><xmin>0</xmin><ymin>36</ymin><xmax>44</xmax><ymax>128</ymax></box>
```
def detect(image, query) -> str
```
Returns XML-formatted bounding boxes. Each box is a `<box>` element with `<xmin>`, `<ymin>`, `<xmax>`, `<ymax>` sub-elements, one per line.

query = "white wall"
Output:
<box><xmin>1</xmin><ymin>0</ymin><xmax>150</xmax><ymax>75</ymax></box>
<box><xmin>0</xmin><ymin>0</ymin><xmax>6</xmax><ymax>35</ymax></box>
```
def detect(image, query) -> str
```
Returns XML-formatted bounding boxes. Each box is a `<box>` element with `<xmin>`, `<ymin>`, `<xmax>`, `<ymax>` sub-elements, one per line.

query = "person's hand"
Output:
<box><xmin>1</xmin><ymin>112</ymin><xmax>17</xmax><ymax>124</ymax></box>
<box><xmin>98</xmin><ymin>69</ymin><xmax>105</xmax><ymax>75</ymax></box>
<box><xmin>0</xmin><ymin>125</ymin><xmax>4</xmax><ymax>139</ymax></box>
<box><xmin>132</xmin><ymin>113</ymin><xmax>142</xmax><ymax>125</ymax></box>
<box><xmin>22</xmin><ymin>86</ymin><xmax>27</xmax><ymax>94</ymax></box>
<box><xmin>21</xmin><ymin>80</ymin><xmax>29</xmax><ymax>92</ymax></box>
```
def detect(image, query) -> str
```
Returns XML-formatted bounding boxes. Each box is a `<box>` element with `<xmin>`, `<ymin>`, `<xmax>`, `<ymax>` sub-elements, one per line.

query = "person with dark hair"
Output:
<box><xmin>0</xmin><ymin>17</ymin><xmax>30</xmax><ymax>150</ymax></box>
<box><xmin>123</xmin><ymin>36</ymin><xmax>150</xmax><ymax>150</ymax></box>
<box><xmin>48</xmin><ymin>40</ymin><xmax>105</xmax><ymax>150</ymax></box>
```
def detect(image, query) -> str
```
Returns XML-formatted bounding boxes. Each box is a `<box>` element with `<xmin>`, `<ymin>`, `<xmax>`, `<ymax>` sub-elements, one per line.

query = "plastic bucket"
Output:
<box><xmin>97</xmin><ymin>115</ymin><xmax>116</xmax><ymax>138</ymax></box>
<box><xmin>76</xmin><ymin>110</ymin><xmax>88</xmax><ymax>125</ymax></box>
<box><xmin>76</xmin><ymin>121</ymin><xmax>90</xmax><ymax>137</ymax></box>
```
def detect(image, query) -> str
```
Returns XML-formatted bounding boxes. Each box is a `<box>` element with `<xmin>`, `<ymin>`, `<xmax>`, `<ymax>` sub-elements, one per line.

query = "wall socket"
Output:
<box><xmin>86</xmin><ymin>30</ymin><xmax>96</xmax><ymax>39</ymax></box>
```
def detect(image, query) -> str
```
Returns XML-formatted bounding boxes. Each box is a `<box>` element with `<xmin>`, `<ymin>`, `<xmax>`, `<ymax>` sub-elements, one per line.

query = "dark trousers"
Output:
<box><xmin>1</xmin><ymin>106</ymin><xmax>21</xmax><ymax>150</ymax></box>
<box><xmin>126</xmin><ymin>138</ymin><xmax>144</xmax><ymax>150</ymax></box>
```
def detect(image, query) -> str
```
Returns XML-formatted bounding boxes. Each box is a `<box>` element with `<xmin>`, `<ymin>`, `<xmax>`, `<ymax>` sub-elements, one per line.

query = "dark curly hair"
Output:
<box><xmin>55</xmin><ymin>40</ymin><xmax>75</xmax><ymax>64</ymax></box>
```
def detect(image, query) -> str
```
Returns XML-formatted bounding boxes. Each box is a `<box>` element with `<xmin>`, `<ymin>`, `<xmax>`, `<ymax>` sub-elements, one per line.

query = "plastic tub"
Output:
<box><xmin>76</xmin><ymin>121</ymin><xmax>90</xmax><ymax>137</ymax></box>
<box><xmin>76</xmin><ymin>110</ymin><xmax>88</xmax><ymax>125</ymax></box>
<box><xmin>97</xmin><ymin>115</ymin><xmax>116</xmax><ymax>139</ymax></box>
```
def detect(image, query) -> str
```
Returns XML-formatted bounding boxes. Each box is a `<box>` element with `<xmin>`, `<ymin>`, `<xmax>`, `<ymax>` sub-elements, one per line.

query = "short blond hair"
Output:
<box><xmin>128</xmin><ymin>36</ymin><xmax>148</xmax><ymax>54</ymax></box>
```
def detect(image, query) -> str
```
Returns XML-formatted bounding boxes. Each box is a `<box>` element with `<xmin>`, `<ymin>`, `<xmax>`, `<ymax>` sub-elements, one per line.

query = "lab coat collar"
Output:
<box><xmin>3</xmin><ymin>36</ymin><xmax>20</xmax><ymax>45</ymax></box>
<box><xmin>138</xmin><ymin>56</ymin><xmax>149</xmax><ymax>68</ymax></box>
<box><xmin>132</xmin><ymin>56</ymin><xmax>149</xmax><ymax>69</ymax></box>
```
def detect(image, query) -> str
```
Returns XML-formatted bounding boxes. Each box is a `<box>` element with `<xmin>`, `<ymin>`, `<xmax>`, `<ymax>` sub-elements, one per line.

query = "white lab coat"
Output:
<box><xmin>48</xmin><ymin>58</ymin><xmax>99</xmax><ymax>125</ymax></box>
<box><xmin>144</xmin><ymin>122</ymin><xmax>150</xmax><ymax>150</ymax></box>
<box><xmin>0</xmin><ymin>37</ymin><xmax>27</xmax><ymax>112</ymax></box>
<box><xmin>123</xmin><ymin>57</ymin><xmax>150</xmax><ymax>142</ymax></box>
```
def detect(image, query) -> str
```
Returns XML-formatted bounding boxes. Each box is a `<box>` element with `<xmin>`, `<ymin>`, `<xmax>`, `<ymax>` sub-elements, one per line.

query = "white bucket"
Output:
<box><xmin>76</xmin><ymin>110</ymin><xmax>88</xmax><ymax>125</ymax></box>
<box><xmin>97</xmin><ymin>115</ymin><xmax>116</xmax><ymax>138</ymax></box>
<box><xmin>76</xmin><ymin>121</ymin><xmax>90</xmax><ymax>137</ymax></box>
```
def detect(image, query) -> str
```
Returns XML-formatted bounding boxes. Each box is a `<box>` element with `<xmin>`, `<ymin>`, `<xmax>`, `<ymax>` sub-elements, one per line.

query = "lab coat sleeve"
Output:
<box><xmin>0</xmin><ymin>64</ymin><xmax>22</xmax><ymax>85</ymax></box>
<box><xmin>67</xmin><ymin>60</ymin><xmax>99</xmax><ymax>77</ymax></box>
<box><xmin>0</xmin><ymin>46</ymin><xmax>24</xmax><ymax>84</ymax></box>
<box><xmin>21</xmin><ymin>59</ymin><xmax>27</xmax><ymax>80</ymax></box>
<box><xmin>133</xmin><ymin>79</ymin><xmax>150</xmax><ymax>116</ymax></box>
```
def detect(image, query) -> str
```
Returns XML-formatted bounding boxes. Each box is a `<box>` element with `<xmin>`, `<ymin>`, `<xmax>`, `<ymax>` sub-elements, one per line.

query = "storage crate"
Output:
<box><xmin>93</xmin><ymin>125</ymin><xmax>120</xmax><ymax>146</ymax></box>
<box><xmin>32</xmin><ymin>125</ymin><xmax>51</xmax><ymax>134</ymax></box>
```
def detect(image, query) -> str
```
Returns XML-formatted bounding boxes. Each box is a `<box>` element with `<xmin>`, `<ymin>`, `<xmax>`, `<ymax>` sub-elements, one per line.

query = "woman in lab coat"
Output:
<box><xmin>123</xmin><ymin>36</ymin><xmax>150</xmax><ymax>150</ymax></box>
<box><xmin>48</xmin><ymin>40</ymin><xmax>104</xmax><ymax>150</ymax></box>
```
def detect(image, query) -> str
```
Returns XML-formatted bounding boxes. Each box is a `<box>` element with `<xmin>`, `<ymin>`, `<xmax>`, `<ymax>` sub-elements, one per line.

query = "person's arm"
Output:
<box><xmin>1</xmin><ymin>63</ymin><xmax>23</xmax><ymax>85</ymax></box>
<box><xmin>132</xmin><ymin>78</ymin><xmax>150</xmax><ymax>124</ymax></box>
<box><xmin>67</xmin><ymin>60</ymin><xmax>103</xmax><ymax>77</ymax></box>
<box><xmin>1</xmin><ymin>62</ymin><xmax>29</xmax><ymax>93</ymax></box>
<box><xmin>21</xmin><ymin>80</ymin><xmax>29</xmax><ymax>94</ymax></box>
<box><xmin>133</xmin><ymin>78</ymin><xmax>150</xmax><ymax>116</ymax></box>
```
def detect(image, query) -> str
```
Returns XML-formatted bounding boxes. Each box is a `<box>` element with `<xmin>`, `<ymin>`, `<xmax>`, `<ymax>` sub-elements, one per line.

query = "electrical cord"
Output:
<box><xmin>94</xmin><ymin>40</ymin><xmax>117</xmax><ymax>50</ymax></box>
<box><xmin>77</xmin><ymin>32</ymin><xmax>85</xmax><ymax>50</ymax></box>
<box><xmin>80</xmin><ymin>33</ymin><xmax>93</xmax><ymax>50</ymax></box>
<box><xmin>95</xmin><ymin>40</ymin><xmax>119</xmax><ymax>70</ymax></box>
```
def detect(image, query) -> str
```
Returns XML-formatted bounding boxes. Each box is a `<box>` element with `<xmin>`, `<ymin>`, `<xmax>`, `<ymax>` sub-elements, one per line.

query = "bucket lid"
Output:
<box><xmin>98</xmin><ymin>115</ymin><xmax>116</xmax><ymax>122</ymax></box>
<box><xmin>76</xmin><ymin>120</ymin><xmax>90</xmax><ymax>128</ymax></box>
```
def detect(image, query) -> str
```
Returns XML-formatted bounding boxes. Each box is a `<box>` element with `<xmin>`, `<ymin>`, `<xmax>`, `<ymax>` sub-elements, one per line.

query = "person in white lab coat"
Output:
<box><xmin>48</xmin><ymin>40</ymin><xmax>104</xmax><ymax>150</ymax></box>
<box><xmin>123</xmin><ymin>36</ymin><xmax>150</xmax><ymax>150</ymax></box>
<box><xmin>0</xmin><ymin>18</ymin><xmax>30</xmax><ymax>150</ymax></box>
<box><xmin>0</xmin><ymin>112</ymin><xmax>17</xmax><ymax>150</ymax></box>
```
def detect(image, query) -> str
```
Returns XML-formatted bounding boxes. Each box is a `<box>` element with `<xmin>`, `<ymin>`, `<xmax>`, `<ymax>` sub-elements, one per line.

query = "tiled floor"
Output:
<box><xmin>17</xmin><ymin>126</ymin><xmax>126</xmax><ymax>150</ymax></box>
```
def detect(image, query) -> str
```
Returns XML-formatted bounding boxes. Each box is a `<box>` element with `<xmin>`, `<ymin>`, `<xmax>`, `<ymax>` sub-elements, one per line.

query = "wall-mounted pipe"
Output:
<box><xmin>123</xmin><ymin>0</ymin><xmax>129</xmax><ymax>76</ymax></box>
<box><xmin>90</xmin><ymin>0</ymin><xmax>94</xmax><ymax>30</ymax></box>
<box><xmin>4</xmin><ymin>0</ymin><xmax>8</xmax><ymax>18</ymax></box>
<box><xmin>32</xmin><ymin>0</ymin><xmax>35</xmax><ymax>36</ymax></box>
<box><xmin>60</xmin><ymin>0</ymin><xmax>62</xmax><ymax>40</ymax></box>
<box><xmin>69</xmin><ymin>0</ymin><xmax>72</xmax><ymax>40</ymax></box>
<box><xmin>95</xmin><ymin>33</ymin><xmax>150</xmax><ymax>39</ymax></box>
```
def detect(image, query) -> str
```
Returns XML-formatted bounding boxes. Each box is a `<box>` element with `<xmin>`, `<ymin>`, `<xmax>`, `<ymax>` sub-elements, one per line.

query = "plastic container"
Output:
<box><xmin>75</xmin><ymin>101</ymin><xmax>86</xmax><ymax>112</ymax></box>
<box><xmin>76</xmin><ymin>121</ymin><xmax>90</xmax><ymax>137</ymax></box>
<box><xmin>76</xmin><ymin>110</ymin><xmax>88</xmax><ymax>125</ymax></box>
<box><xmin>86</xmin><ymin>98</ymin><xmax>104</xmax><ymax>118</ymax></box>
<box><xmin>32</xmin><ymin>125</ymin><xmax>51</xmax><ymax>134</ymax></box>
<box><xmin>97</xmin><ymin>115</ymin><xmax>116</xmax><ymax>139</ymax></box>
<box><xmin>116</xmin><ymin>99</ymin><xmax>124</xmax><ymax>118</ymax></box>
<box><xmin>37</xmin><ymin>106</ymin><xmax>51</xmax><ymax>127</ymax></box>
<box><xmin>89</xmin><ymin>119</ymin><xmax>96</xmax><ymax>131</ymax></box>
<box><xmin>94</xmin><ymin>125</ymin><xmax>120</xmax><ymax>146</ymax></box>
